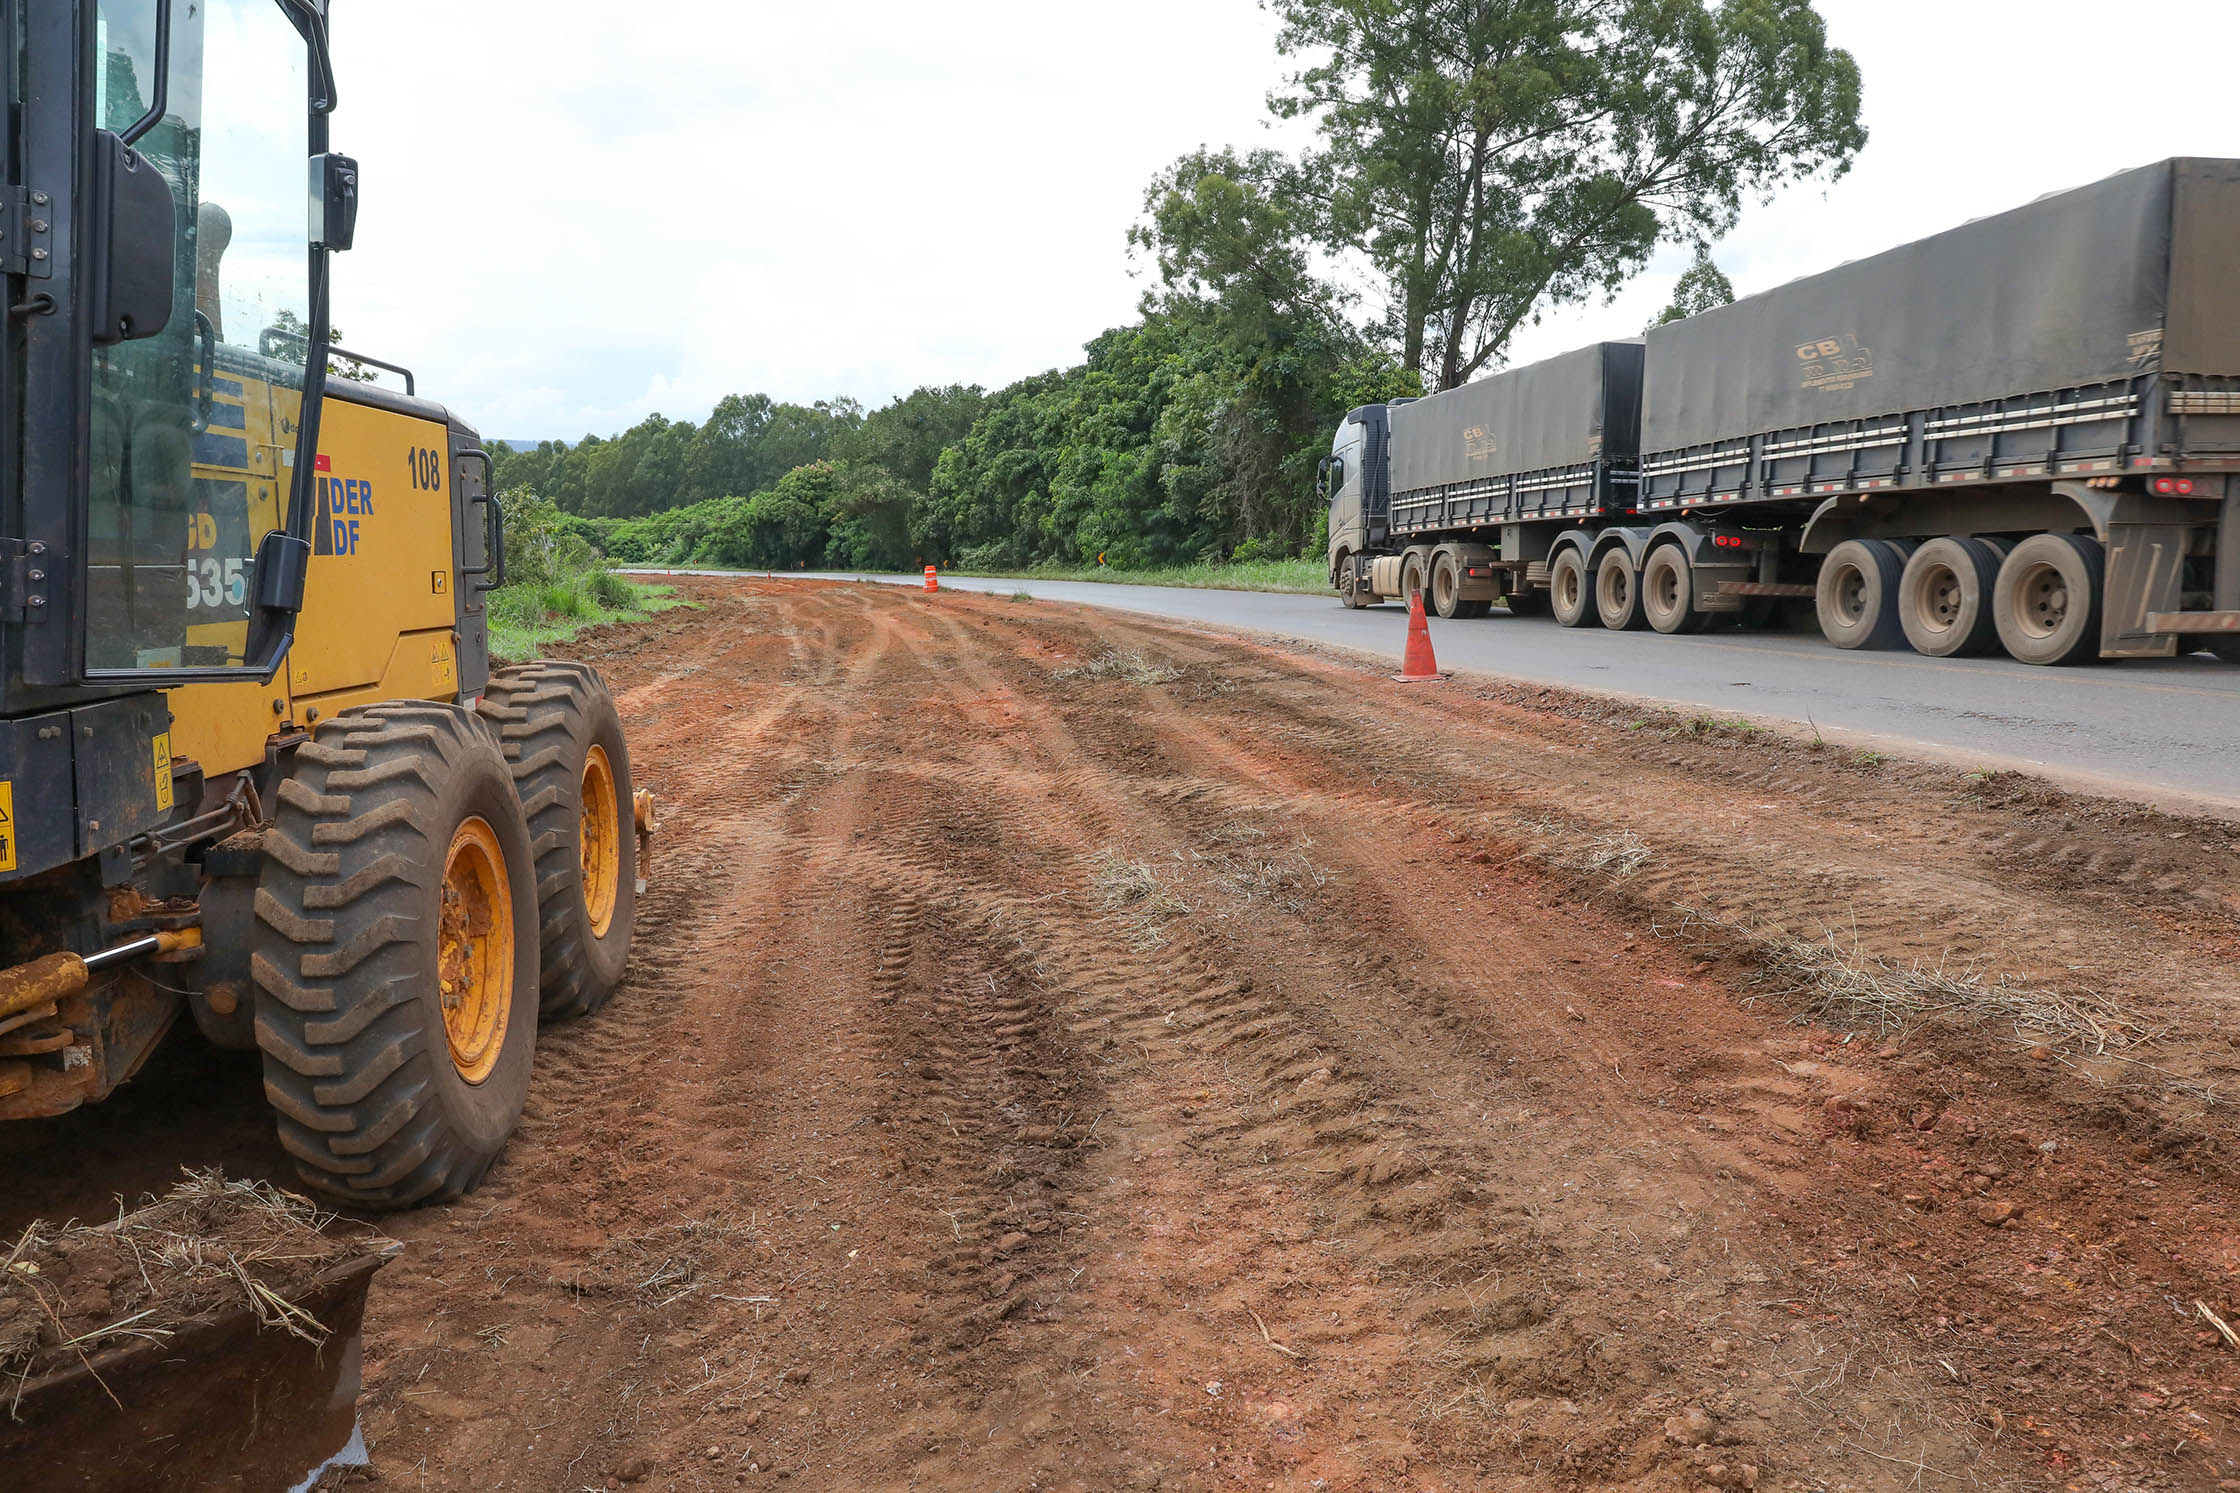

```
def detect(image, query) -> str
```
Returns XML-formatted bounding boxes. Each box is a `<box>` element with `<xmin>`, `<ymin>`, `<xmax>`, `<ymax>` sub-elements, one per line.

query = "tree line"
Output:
<box><xmin>496</xmin><ymin>0</ymin><xmax>1861</xmax><ymax>574</ymax></box>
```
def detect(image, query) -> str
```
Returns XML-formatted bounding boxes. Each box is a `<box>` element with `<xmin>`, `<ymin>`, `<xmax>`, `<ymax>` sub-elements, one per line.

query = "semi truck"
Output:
<box><xmin>1324</xmin><ymin>158</ymin><xmax>2240</xmax><ymax>665</ymax></box>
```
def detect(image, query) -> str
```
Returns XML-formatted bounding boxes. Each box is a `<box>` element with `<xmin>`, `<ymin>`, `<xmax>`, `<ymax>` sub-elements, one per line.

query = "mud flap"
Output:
<box><xmin>0</xmin><ymin>1246</ymin><xmax>398</xmax><ymax>1492</ymax></box>
<box><xmin>634</xmin><ymin>787</ymin><xmax>656</xmax><ymax>893</ymax></box>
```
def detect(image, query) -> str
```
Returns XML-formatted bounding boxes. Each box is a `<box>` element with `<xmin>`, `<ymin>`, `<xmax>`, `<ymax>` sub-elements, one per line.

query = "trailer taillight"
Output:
<box><xmin>2151</xmin><ymin>476</ymin><xmax>2196</xmax><ymax>496</ymax></box>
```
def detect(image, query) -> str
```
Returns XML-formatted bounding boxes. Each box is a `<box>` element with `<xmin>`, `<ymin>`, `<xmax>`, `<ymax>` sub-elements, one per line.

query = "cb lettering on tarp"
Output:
<box><xmin>312</xmin><ymin>454</ymin><xmax>375</xmax><ymax>556</ymax></box>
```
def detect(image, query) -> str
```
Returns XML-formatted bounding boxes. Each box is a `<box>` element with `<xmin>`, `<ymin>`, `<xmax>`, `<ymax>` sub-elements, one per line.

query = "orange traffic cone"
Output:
<box><xmin>924</xmin><ymin>565</ymin><xmax>938</xmax><ymax>593</ymax></box>
<box><xmin>1393</xmin><ymin>590</ymin><xmax>1443</xmax><ymax>683</ymax></box>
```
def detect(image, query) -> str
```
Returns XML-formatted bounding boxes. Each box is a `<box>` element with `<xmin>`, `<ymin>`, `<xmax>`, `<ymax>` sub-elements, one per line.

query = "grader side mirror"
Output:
<box><xmin>87</xmin><ymin>132</ymin><xmax>178</xmax><ymax>347</ymax></box>
<box><xmin>312</xmin><ymin>153</ymin><xmax>359</xmax><ymax>252</ymax></box>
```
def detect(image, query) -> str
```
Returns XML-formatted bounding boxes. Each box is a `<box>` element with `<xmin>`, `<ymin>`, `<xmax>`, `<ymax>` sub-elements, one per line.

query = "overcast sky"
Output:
<box><xmin>332</xmin><ymin>1</ymin><xmax>2240</xmax><ymax>443</ymax></box>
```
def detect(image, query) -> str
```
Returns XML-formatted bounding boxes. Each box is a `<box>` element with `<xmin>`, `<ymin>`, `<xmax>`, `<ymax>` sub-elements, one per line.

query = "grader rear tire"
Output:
<box><xmin>480</xmin><ymin>662</ymin><xmax>638</xmax><ymax>1021</ymax></box>
<box><xmin>253</xmin><ymin>703</ymin><xmax>540</xmax><ymax>1208</ymax></box>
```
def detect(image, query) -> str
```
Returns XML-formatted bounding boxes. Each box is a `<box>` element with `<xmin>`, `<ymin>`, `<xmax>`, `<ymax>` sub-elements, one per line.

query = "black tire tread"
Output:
<box><xmin>254</xmin><ymin>703</ymin><xmax>527</xmax><ymax>1208</ymax></box>
<box><xmin>478</xmin><ymin>662</ymin><xmax>635</xmax><ymax>1020</ymax></box>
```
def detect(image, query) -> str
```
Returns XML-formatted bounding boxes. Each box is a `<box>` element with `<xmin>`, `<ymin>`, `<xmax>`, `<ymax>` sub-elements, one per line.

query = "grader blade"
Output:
<box><xmin>0</xmin><ymin>1246</ymin><xmax>398</xmax><ymax>1492</ymax></box>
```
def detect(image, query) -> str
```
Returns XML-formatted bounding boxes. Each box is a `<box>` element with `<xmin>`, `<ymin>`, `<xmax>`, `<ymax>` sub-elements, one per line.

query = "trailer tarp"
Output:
<box><xmin>1641</xmin><ymin>159</ymin><xmax>2240</xmax><ymax>454</ymax></box>
<box><xmin>1389</xmin><ymin>342</ymin><xmax>1640</xmax><ymax>496</ymax></box>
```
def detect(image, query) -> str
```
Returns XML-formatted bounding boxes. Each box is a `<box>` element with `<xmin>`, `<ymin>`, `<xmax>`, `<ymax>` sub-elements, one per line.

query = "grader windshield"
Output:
<box><xmin>82</xmin><ymin>0</ymin><xmax>328</xmax><ymax>676</ymax></box>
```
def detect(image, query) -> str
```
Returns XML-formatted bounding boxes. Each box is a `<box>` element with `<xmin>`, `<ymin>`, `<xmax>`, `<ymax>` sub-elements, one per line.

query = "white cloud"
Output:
<box><xmin>328</xmin><ymin>0</ymin><xmax>2240</xmax><ymax>440</ymax></box>
<box><xmin>331</xmin><ymin>0</ymin><xmax>1293</xmax><ymax>437</ymax></box>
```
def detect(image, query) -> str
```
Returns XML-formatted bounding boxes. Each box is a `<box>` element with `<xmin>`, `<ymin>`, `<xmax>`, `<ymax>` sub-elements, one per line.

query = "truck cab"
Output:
<box><xmin>1323</xmin><ymin>403</ymin><xmax>1393</xmax><ymax>608</ymax></box>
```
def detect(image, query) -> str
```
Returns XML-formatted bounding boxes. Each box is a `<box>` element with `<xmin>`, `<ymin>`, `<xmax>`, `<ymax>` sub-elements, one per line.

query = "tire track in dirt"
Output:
<box><xmin>1051</xmin><ymin>607</ymin><xmax>2240</xmax><ymax>1122</ymax></box>
<box><xmin>738</xmin><ymin>606</ymin><xmax>1942</xmax><ymax>1485</ymax></box>
<box><xmin>323</xmin><ymin>579</ymin><xmax>2240</xmax><ymax>1493</ymax></box>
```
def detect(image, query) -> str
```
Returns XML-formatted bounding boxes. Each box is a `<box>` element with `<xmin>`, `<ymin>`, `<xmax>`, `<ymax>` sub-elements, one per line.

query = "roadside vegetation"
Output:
<box><xmin>495</xmin><ymin>1</ymin><xmax>1860</xmax><ymax>586</ymax></box>
<box><xmin>950</xmin><ymin>557</ymin><xmax>1327</xmax><ymax>593</ymax></box>
<box><xmin>487</xmin><ymin>491</ymin><xmax>681</xmax><ymax>661</ymax></box>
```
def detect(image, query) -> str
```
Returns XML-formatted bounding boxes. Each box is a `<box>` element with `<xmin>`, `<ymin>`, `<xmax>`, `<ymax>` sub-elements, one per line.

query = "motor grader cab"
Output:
<box><xmin>0</xmin><ymin>0</ymin><xmax>643</xmax><ymax>1207</ymax></box>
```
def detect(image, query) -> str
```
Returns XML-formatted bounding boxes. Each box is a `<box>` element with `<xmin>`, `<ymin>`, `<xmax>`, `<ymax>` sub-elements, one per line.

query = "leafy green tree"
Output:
<box><xmin>838</xmin><ymin>385</ymin><xmax>986</xmax><ymax>492</ymax></box>
<box><xmin>1650</xmin><ymin>242</ymin><xmax>1738</xmax><ymax>328</ymax></box>
<box><xmin>1265</xmin><ymin>0</ymin><xmax>1863</xmax><ymax>388</ymax></box>
<box><xmin>825</xmin><ymin>464</ymin><xmax>921</xmax><ymax>569</ymax></box>
<box><xmin>267</xmin><ymin>308</ymin><xmax>378</xmax><ymax>383</ymax></box>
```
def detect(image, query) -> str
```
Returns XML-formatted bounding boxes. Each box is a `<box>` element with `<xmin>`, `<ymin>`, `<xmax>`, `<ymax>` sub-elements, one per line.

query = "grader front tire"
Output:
<box><xmin>252</xmin><ymin>704</ymin><xmax>541</xmax><ymax>1209</ymax></box>
<box><xmin>480</xmin><ymin>663</ymin><xmax>638</xmax><ymax>1021</ymax></box>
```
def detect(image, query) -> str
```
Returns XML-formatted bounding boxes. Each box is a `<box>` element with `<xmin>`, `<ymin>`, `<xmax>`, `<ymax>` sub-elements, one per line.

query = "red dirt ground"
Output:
<box><xmin>11</xmin><ymin>575</ymin><xmax>2240</xmax><ymax>1491</ymax></box>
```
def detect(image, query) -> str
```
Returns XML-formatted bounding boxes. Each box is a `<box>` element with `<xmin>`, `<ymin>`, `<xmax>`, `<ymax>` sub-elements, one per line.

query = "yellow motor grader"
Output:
<box><xmin>0</xmin><ymin>0</ymin><xmax>642</xmax><ymax>1207</ymax></box>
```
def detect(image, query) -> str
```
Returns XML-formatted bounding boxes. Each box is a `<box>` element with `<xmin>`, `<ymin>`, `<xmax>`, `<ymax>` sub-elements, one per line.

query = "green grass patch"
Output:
<box><xmin>489</xmin><ymin>575</ymin><xmax>684</xmax><ymax>663</ymax></box>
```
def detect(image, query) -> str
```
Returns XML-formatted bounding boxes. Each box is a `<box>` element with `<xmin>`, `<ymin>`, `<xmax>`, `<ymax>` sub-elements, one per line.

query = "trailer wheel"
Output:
<box><xmin>1399</xmin><ymin>552</ymin><xmax>1431</xmax><ymax>612</ymax></box>
<box><xmin>1504</xmin><ymin>588</ymin><xmax>1549</xmax><ymax>618</ymax></box>
<box><xmin>480</xmin><ymin>662</ymin><xmax>639</xmax><ymax>1021</ymax></box>
<box><xmin>1594</xmin><ymin>549</ymin><xmax>1647</xmax><ymax>630</ymax></box>
<box><xmin>253</xmin><ymin>704</ymin><xmax>540</xmax><ymax>1208</ymax></box>
<box><xmin>1640</xmin><ymin>547</ymin><xmax>1707</xmax><ymax>635</ymax></box>
<box><xmin>1993</xmin><ymin>534</ymin><xmax>2104</xmax><ymax>666</ymax></box>
<box><xmin>1815</xmin><ymin>539</ymin><xmax>1909</xmax><ymax>649</ymax></box>
<box><xmin>1898</xmin><ymin>537</ymin><xmax>2004</xmax><ymax>657</ymax></box>
<box><xmin>1549</xmin><ymin>550</ymin><xmax>1595</xmax><ymax>628</ymax></box>
<box><xmin>1430</xmin><ymin>552</ymin><xmax>1470</xmax><ymax>620</ymax></box>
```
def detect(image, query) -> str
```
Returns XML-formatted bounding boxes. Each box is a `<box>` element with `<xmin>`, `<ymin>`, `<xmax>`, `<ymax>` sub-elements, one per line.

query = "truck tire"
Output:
<box><xmin>1898</xmin><ymin>537</ymin><xmax>2003</xmax><ymax>657</ymax></box>
<box><xmin>1430</xmin><ymin>551</ymin><xmax>1469</xmax><ymax>620</ymax></box>
<box><xmin>1504</xmin><ymin>587</ymin><xmax>1550</xmax><ymax>618</ymax></box>
<box><xmin>480</xmin><ymin>662</ymin><xmax>638</xmax><ymax>1021</ymax></box>
<box><xmin>1399</xmin><ymin>552</ymin><xmax>1431</xmax><ymax>612</ymax></box>
<box><xmin>254</xmin><ymin>703</ymin><xmax>540</xmax><ymax>1208</ymax></box>
<box><xmin>1640</xmin><ymin>546</ymin><xmax>1707</xmax><ymax>635</ymax></box>
<box><xmin>1549</xmin><ymin>549</ymin><xmax>1596</xmax><ymax>628</ymax></box>
<box><xmin>1816</xmin><ymin>539</ymin><xmax>1908</xmax><ymax>649</ymax></box>
<box><xmin>1338</xmin><ymin>555</ymin><xmax>1370</xmax><ymax>609</ymax></box>
<box><xmin>1594</xmin><ymin>549</ymin><xmax>1647</xmax><ymax>630</ymax></box>
<box><xmin>1993</xmin><ymin>533</ymin><xmax>2105</xmax><ymax>666</ymax></box>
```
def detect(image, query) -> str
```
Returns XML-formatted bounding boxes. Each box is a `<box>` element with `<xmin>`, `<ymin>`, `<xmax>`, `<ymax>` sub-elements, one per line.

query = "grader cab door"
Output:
<box><xmin>285</xmin><ymin>395</ymin><xmax>464</xmax><ymax>706</ymax></box>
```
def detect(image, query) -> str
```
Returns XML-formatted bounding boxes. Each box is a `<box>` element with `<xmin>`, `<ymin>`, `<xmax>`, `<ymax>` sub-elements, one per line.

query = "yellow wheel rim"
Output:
<box><xmin>581</xmin><ymin>744</ymin><xmax>621</xmax><ymax>939</ymax></box>
<box><xmin>439</xmin><ymin>816</ymin><xmax>514</xmax><ymax>1085</ymax></box>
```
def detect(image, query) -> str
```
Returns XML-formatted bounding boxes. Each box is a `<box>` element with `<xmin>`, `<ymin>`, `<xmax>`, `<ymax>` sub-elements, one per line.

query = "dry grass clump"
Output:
<box><xmin>1</xmin><ymin>1170</ymin><xmax>370</xmax><ymax>1382</ymax></box>
<box><xmin>1090</xmin><ymin>851</ymin><xmax>1190</xmax><ymax>948</ymax></box>
<box><xmin>1516</xmin><ymin>814</ymin><xmax>1654</xmax><ymax>877</ymax></box>
<box><xmin>562</xmin><ymin>1213</ymin><xmax>752</xmax><ymax>1308</ymax></box>
<box><xmin>1654</xmin><ymin>905</ymin><xmax>2145</xmax><ymax>1060</ymax></box>
<box><xmin>1217</xmin><ymin>853</ymin><xmax>1328</xmax><ymax>904</ymax></box>
<box><xmin>1057</xmin><ymin>648</ymin><xmax>1183</xmax><ymax>686</ymax></box>
<box><xmin>1091</xmin><ymin>852</ymin><xmax>1189</xmax><ymax>916</ymax></box>
<box><xmin>1574</xmin><ymin>830</ymin><xmax>1653</xmax><ymax>877</ymax></box>
<box><xmin>1750</xmin><ymin>927</ymin><xmax>2134</xmax><ymax>1049</ymax></box>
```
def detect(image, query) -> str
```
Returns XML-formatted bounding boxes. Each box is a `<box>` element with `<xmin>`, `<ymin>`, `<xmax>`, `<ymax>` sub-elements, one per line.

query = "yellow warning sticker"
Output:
<box><xmin>0</xmin><ymin>781</ymin><xmax>16</xmax><ymax>873</ymax></box>
<box><xmin>152</xmin><ymin>732</ymin><xmax>174</xmax><ymax>814</ymax></box>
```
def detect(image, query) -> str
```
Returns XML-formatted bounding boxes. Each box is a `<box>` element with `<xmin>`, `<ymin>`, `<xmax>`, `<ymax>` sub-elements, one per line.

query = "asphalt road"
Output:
<box><xmin>631</xmin><ymin>569</ymin><xmax>2240</xmax><ymax>814</ymax></box>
